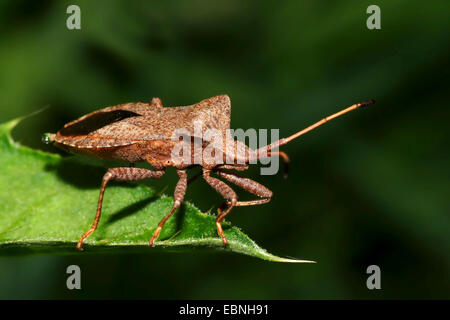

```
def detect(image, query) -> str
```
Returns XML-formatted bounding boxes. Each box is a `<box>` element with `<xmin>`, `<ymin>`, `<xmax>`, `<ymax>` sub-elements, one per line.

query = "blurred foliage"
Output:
<box><xmin>0</xmin><ymin>0</ymin><xmax>449</xmax><ymax>298</ymax></box>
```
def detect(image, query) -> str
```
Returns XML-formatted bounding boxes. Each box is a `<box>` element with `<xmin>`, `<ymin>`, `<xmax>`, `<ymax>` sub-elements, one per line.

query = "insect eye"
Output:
<box><xmin>42</xmin><ymin>133</ymin><xmax>55</xmax><ymax>145</ymax></box>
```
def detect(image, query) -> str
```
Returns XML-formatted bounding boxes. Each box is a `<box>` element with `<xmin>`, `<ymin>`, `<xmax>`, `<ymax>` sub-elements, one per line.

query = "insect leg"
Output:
<box><xmin>215</xmin><ymin>164</ymin><xmax>249</xmax><ymax>171</ymax></box>
<box><xmin>149</xmin><ymin>170</ymin><xmax>187</xmax><ymax>246</ymax></box>
<box><xmin>215</xmin><ymin>170</ymin><xmax>273</xmax><ymax>213</ymax></box>
<box><xmin>202</xmin><ymin>169</ymin><xmax>238</xmax><ymax>246</ymax></box>
<box><xmin>76</xmin><ymin>167</ymin><xmax>165</xmax><ymax>251</ymax></box>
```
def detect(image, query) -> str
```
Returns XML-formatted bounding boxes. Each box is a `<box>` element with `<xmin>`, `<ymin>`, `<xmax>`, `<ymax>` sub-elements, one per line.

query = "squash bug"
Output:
<box><xmin>44</xmin><ymin>95</ymin><xmax>374</xmax><ymax>250</ymax></box>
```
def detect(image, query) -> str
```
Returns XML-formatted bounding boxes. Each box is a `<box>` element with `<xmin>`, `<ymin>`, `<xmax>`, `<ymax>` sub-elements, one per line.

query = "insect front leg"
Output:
<box><xmin>215</xmin><ymin>170</ymin><xmax>273</xmax><ymax>203</ymax></box>
<box><xmin>77</xmin><ymin>167</ymin><xmax>165</xmax><ymax>251</ymax></box>
<box><xmin>202</xmin><ymin>169</ymin><xmax>238</xmax><ymax>246</ymax></box>
<box><xmin>214</xmin><ymin>170</ymin><xmax>273</xmax><ymax>224</ymax></box>
<box><xmin>149</xmin><ymin>170</ymin><xmax>187</xmax><ymax>246</ymax></box>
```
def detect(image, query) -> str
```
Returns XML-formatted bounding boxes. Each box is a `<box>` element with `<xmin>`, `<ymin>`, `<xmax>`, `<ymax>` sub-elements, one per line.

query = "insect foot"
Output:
<box><xmin>149</xmin><ymin>226</ymin><xmax>162</xmax><ymax>247</ymax></box>
<box><xmin>216</xmin><ymin>221</ymin><xmax>229</xmax><ymax>246</ymax></box>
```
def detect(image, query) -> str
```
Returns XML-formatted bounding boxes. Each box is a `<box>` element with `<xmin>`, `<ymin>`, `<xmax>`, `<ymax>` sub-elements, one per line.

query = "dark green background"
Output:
<box><xmin>0</xmin><ymin>0</ymin><xmax>448</xmax><ymax>299</ymax></box>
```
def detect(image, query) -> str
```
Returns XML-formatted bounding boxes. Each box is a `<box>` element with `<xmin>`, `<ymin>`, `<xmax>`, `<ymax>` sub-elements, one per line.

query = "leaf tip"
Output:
<box><xmin>0</xmin><ymin>118</ymin><xmax>22</xmax><ymax>133</ymax></box>
<box><xmin>272</xmin><ymin>257</ymin><xmax>317</xmax><ymax>263</ymax></box>
<box><xmin>1</xmin><ymin>106</ymin><xmax>50</xmax><ymax>134</ymax></box>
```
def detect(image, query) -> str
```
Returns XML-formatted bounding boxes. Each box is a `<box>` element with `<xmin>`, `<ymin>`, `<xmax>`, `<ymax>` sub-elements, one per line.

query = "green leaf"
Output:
<box><xmin>0</xmin><ymin>117</ymin><xmax>314</xmax><ymax>263</ymax></box>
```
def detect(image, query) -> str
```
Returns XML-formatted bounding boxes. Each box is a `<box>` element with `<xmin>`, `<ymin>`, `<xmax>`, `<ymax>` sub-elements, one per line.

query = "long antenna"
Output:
<box><xmin>257</xmin><ymin>99</ymin><xmax>375</xmax><ymax>155</ymax></box>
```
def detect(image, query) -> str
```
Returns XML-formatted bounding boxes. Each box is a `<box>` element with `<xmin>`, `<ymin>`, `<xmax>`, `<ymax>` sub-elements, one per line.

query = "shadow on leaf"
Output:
<box><xmin>106</xmin><ymin>194</ymin><xmax>160</xmax><ymax>224</ymax></box>
<box><xmin>44</xmin><ymin>159</ymin><xmax>105</xmax><ymax>189</ymax></box>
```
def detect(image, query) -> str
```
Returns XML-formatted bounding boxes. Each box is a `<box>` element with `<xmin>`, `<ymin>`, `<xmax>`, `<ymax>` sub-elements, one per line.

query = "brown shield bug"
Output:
<box><xmin>44</xmin><ymin>95</ymin><xmax>374</xmax><ymax>250</ymax></box>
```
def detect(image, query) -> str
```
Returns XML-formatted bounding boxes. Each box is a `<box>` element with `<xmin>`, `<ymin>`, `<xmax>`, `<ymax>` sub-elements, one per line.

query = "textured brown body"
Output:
<box><xmin>48</xmin><ymin>94</ymin><xmax>374</xmax><ymax>250</ymax></box>
<box><xmin>54</xmin><ymin>95</ymin><xmax>232</xmax><ymax>168</ymax></box>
